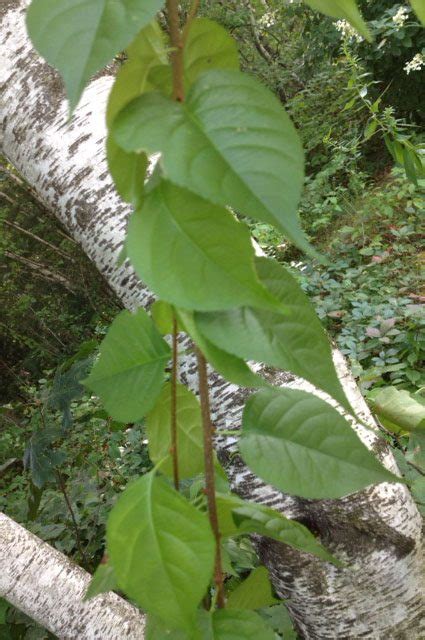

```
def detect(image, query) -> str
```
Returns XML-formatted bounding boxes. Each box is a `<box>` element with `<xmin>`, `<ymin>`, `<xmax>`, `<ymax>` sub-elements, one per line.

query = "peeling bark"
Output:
<box><xmin>1</xmin><ymin>2</ymin><xmax>424</xmax><ymax>638</ymax></box>
<box><xmin>0</xmin><ymin>513</ymin><xmax>145</xmax><ymax>639</ymax></box>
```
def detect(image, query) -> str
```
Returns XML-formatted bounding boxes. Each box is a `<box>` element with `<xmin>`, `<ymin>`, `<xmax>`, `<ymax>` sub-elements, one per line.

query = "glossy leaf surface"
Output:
<box><xmin>196</xmin><ymin>257</ymin><xmax>352</xmax><ymax>413</ymax></box>
<box><xmin>127</xmin><ymin>181</ymin><xmax>278</xmax><ymax>311</ymax></box>
<box><xmin>27</xmin><ymin>0</ymin><xmax>165</xmax><ymax>111</ymax></box>
<box><xmin>113</xmin><ymin>70</ymin><xmax>318</xmax><ymax>257</ymax></box>
<box><xmin>146</xmin><ymin>382</ymin><xmax>204</xmax><ymax>478</ymax></box>
<box><xmin>240</xmin><ymin>388</ymin><xmax>399</xmax><ymax>499</ymax></box>
<box><xmin>84</xmin><ymin>309</ymin><xmax>170</xmax><ymax>422</ymax></box>
<box><xmin>107</xmin><ymin>473</ymin><xmax>215</xmax><ymax>628</ymax></box>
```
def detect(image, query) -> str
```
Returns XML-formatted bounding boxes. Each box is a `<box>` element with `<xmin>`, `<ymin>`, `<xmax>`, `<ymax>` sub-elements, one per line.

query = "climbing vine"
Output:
<box><xmin>25</xmin><ymin>0</ymin><xmax>423</xmax><ymax>637</ymax></box>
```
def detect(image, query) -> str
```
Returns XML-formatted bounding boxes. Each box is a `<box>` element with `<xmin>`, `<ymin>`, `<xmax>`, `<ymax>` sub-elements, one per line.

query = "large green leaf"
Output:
<box><xmin>409</xmin><ymin>0</ymin><xmax>425</xmax><ymax>25</ymax></box>
<box><xmin>240</xmin><ymin>388</ymin><xmax>399</xmax><ymax>499</ymax></box>
<box><xmin>178</xmin><ymin>309</ymin><xmax>267</xmax><ymax>389</ymax></box>
<box><xmin>196</xmin><ymin>257</ymin><xmax>352</xmax><ymax>414</ymax></box>
<box><xmin>127</xmin><ymin>181</ymin><xmax>279</xmax><ymax>311</ymax></box>
<box><xmin>215</xmin><ymin>494</ymin><xmax>337</xmax><ymax>564</ymax></box>
<box><xmin>183</xmin><ymin>18</ymin><xmax>239</xmax><ymax>88</ymax></box>
<box><xmin>304</xmin><ymin>0</ymin><xmax>372</xmax><ymax>41</ymax></box>
<box><xmin>227</xmin><ymin>567</ymin><xmax>278</xmax><ymax>610</ymax></box>
<box><xmin>146</xmin><ymin>382</ymin><xmax>204</xmax><ymax>479</ymax></box>
<box><xmin>368</xmin><ymin>387</ymin><xmax>425</xmax><ymax>433</ymax></box>
<box><xmin>106</xmin><ymin>138</ymin><xmax>148</xmax><ymax>207</ymax></box>
<box><xmin>84</xmin><ymin>309</ymin><xmax>170</xmax><ymax>422</ymax></box>
<box><xmin>27</xmin><ymin>0</ymin><xmax>165</xmax><ymax>111</ymax></box>
<box><xmin>112</xmin><ymin>70</ymin><xmax>318</xmax><ymax>258</ymax></box>
<box><xmin>107</xmin><ymin>472</ymin><xmax>215</xmax><ymax>629</ymax></box>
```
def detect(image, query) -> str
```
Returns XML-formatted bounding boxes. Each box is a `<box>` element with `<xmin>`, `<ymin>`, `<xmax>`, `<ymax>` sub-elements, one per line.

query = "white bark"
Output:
<box><xmin>0</xmin><ymin>513</ymin><xmax>145</xmax><ymax>639</ymax></box>
<box><xmin>1</xmin><ymin>2</ymin><xmax>424</xmax><ymax>638</ymax></box>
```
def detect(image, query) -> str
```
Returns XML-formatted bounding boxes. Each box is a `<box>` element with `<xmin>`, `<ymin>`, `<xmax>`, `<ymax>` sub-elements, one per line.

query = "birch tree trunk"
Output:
<box><xmin>1</xmin><ymin>1</ymin><xmax>424</xmax><ymax>637</ymax></box>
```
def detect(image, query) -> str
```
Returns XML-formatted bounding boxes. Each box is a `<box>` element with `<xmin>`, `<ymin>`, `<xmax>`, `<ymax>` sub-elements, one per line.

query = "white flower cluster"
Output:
<box><xmin>258</xmin><ymin>11</ymin><xmax>276</xmax><ymax>28</ymax></box>
<box><xmin>334</xmin><ymin>19</ymin><xmax>363</xmax><ymax>43</ymax></box>
<box><xmin>404</xmin><ymin>53</ymin><xmax>425</xmax><ymax>74</ymax></box>
<box><xmin>392</xmin><ymin>6</ymin><xmax>409</xmax><ymax>29</ymax></box>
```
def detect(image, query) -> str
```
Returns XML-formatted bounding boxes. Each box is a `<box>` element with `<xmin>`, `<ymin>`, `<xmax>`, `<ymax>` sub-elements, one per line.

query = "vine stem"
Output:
<box><xmin>166</xmin><ymin>0</ymin><xmax>185</xmax><ymax>102</ymax></box>
<box><xmin>56</xmin><ymin>469</ymin><xmax>88</xmax><ymax>567</ymax></box>
<box><xmin>196</xmin><ymin>349</ymin><xmax>226</xmax><ymax>608</ymax></box>
<box><xmin>171</xmin><ymin>314</ymin><xmax>180</xmax><ymax>491</ymax></box>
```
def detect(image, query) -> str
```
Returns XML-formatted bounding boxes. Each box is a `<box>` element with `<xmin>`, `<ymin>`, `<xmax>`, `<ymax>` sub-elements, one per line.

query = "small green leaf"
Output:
<box><xmin>151</xmin><ymin>300</ymin><xmax>178</xmax><ymax>335</ymax></box>
<box><xmin>84</xmin><ymin>563</ymin><xmax>118</xmax><ymax>600</ymax></box>
<box><xmin>368</xmin><ymin>387</ymin><xmax>425</xmax><ymax>433</ymax></box>
<box><xmin>183</xmin><ymin>18</ymin><xmax>239</xmax><ymax>88</ymax></box>
<box><xmin>27</xmin><ymin>0</ymin><xmax>165</xmax><ymax>112</ymax></box>
<box><xmin>304</xmin><ymin>0</ymin><xmax>372</xmax><ymax>42</ymax></box>
<box><xmin>215</xmin><ymin>494</ymin><xmax>337</xmax><ymax>564</ymax></box>
<box><xmin>23</xmin><ymin>429</ymin><xmax>65</xmax><ymax>489</ymax></box>
<box><xmin>127</xmin><ymin>181</ymin><xmax>278</xmax><ymax>312</ymax></box>
<box><xmin>410</xmin><ymin>0</ymin><xmax>425</xmax><ymax>25</ymax></box>
<box><xmin>227</xmin><ymin>567</ymin><xmax>278</xmax><ymax>610</ymax></box>
<box><xmin>364</xmin><ymin>119</ymin><xmax>378</xmax><ymax>141</ymax></box>
<box><xmin>107</xmin><ymin>138</ymin><xmax>148</xmax><ymax>206</ymax></box>
<box><xmin>107</xmin><ymin>22</ymin><xmax>168</xmax><ymax>126</ymax></box>
<box><xmin>177</xmin><ymin>309</ymin><xmax>267</xmax><ymax>389</ymax></box>
<box><xmin>240</xmin><ymin>388</ymin><xmax>400</xmax><ymax>499</ymax></box>
<box><xmin>196</xmin><ymin>257</ymin><xmax>353</xmax><ymax>414</ymax></box>
<box><xmin>112</xmin><ymin>70</ymin><xmax>319</xmax><ymax>258</ymax></box>
<box><xmin>107</xmin><ymin>472</ymin><xmax>215</xmax><ymax>629</ymax></box>
<box><xmin>259</xmin><ymin>604</ymin><xmax>297</xmax><ymax>639</ymax></box>
<box><xmin>84</xmin><ymin>309</ymin><xmax>170</xmax><ymax>422</ymax></box>
<box><xmin>146</xmin><ymin>382</ymin><xmax>204</xmax><ymax>479</ymax></box>
<box><xmin>207</xmin><ymin>609</ymin><xmax>276</xmax><ymax>639</ymax></box>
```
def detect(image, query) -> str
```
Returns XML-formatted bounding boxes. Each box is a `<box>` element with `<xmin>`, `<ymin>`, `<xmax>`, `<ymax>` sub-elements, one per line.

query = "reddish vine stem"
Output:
<box><xmin>171</xmin><ymin>314</ymin><xmax>180</xmax><ymax>491</ymax></box>
<box><xmin>166</xmin><ymin>0</ymin><xmax>185</xmax><ymax>102</ymax></box>
<box><xmin>196</xmin><ymin>348</ymin><xmax>226</xmax><ymax>609</ymax></box>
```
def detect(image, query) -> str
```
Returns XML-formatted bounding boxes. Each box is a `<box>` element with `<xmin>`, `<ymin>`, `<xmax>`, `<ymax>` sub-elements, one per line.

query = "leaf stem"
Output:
<box><xmin>171</xmin><ymin>314</ymin><xmax>180</xmax><ymax>491</ymax></box>
<box><xmin>196</xmin><ymin>348</ymin><xmax>225</xmax><ymax>608</ymax></box>
<box><xmin>166</xmin><ymin>0</ymin><xmax>185</xmax><ymax>102</ymax></box>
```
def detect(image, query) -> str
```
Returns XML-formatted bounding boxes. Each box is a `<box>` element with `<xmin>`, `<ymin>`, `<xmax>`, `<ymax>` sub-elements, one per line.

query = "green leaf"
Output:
<box><xmin>215</xmin><ymin>494</ymin><xmax>337</xmax><ymax>564</ymax></box>
<box><xmin>127</xmin><ymin>181</ymin><xmax>279</xmax><ymax>312</ymax></box>
<box><xmin>196</xmin><ymin>257</ymin><xmax>352</xmax><ymax>414</ymax></box>
<box><xmin>27</xmin><ymin>0</ymin><xmax>165</xmax><ymax>111</ymax></box>
<box><xmin>183</xmin><ymin>18</ymin><xmax>239</xmax><ymax>88</ymax></box>
<box><xmin>177</xmin><ymin>309</ymin><xmax>267</xmax><ymax>389</ymax></box>
<box><xmin>84</xmin><ymin>563</ymin><xmax>118</xmax><ymax>600</ymax></box>
<box><xmin>46</xmin><ymin>357</ymin><xmax>93</xmax><ymax>430</ymax></box>
<box><xmin>23</xmin><ymin>428</ymin><xmax>65</xmax><ymax>489</ymax></box>
<box><xmin>107</xmin><ymin>22</ymin><xmax>168</xmax><ymax>126</ymax></box>
<box><xmin>206</xmin><ymin>609</ymin><xmax>276</xmax><ymax>640</ymax></box>
<box><xmin>259</xmin><ymin>604</ymin><xmax>297</xmax><ymax>639</ymax></box>
<box><xmin>410</xmin><ymin>0</ymin><xmax>425</xmax><ymax>25</ymax></box>
<box><xmin>0</xmin><ymin>599</ymin><xmax>9</xmax><ymax>625</ymax></box>
<box><xmin>151</xmin><ymin>300</ymin><xmax>178</xmax><ymax>335</ymax></box>
<box><xmin>84</xmin><ymin>309</ymin><xmax>170</xmax><ymax>422</ymax></box>
<box><xmin>304</xmin><ymin>0</ymin><xmax>372</xmax><ymax>42</ymax></box>
<box><xmin>363</xmin><ymin>119</ymin><xmax>378</xmax><ymax>141</ymax></box>
<box><xmin>240</xmin><ymin>388</ymin><xmax>399</xmax><ymax>499</ymax></box>
<box><xmin>107</xmin><ymin>472</ymin><xmax>215</xmax><ymax>629</ymax></box>
<box><xmin>107</xmin><ymin>138</ymin><xmax>148</xmax><ymax>206</ymax></box>
<box><xmin>146</xmin><ymin>382</ymin><xmax>204</xmax><ymax>479</ymax></box>
<box><xmin>227</xmin><ymin>567</ymin><xmax>278</xmax><ymax>610</ymax></box>
<box><xmin>112</xmin><ymin>70</ymin><xmax>319</xmax><ymax>258</ymax></box>
<box><xmin>368</xmin><ymin>387</ymin><xmax>425</xmax><ymax>433</ymax></box>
